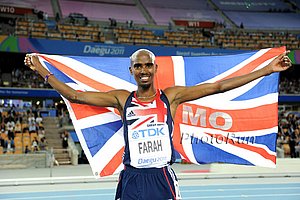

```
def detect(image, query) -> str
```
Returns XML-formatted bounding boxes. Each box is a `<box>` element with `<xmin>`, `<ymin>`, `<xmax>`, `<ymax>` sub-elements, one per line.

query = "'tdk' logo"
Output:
<box><xmin>131</xmin><ymin>127</ymin><xmax>165</xmax><ymax>139</ymax></box>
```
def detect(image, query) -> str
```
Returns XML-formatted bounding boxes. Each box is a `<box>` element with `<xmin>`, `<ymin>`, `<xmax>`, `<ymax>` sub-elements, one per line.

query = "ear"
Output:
<box><xmin>155</xmin><ymin>64</ymin><xmax>158</xmax><ymax>73</ymax></box>
<box><xmin>129</xmin><ymin>67</ymin><xmax>133</xmax><ymax>75</ymax></box>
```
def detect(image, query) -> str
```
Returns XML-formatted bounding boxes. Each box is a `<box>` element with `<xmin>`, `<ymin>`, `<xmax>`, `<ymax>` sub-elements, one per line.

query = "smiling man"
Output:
<box><xmin>25</xmin><ymin>48</ymin><xmax>292</xmax><ymax>200</ymax></box>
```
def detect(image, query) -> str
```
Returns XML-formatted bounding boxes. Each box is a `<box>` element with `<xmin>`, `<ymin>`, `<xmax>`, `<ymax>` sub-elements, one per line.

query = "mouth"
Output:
<box><xmin>140</xmin><ymin>75</ymin><xmax>150</xmax><ymax>82</ymax></box>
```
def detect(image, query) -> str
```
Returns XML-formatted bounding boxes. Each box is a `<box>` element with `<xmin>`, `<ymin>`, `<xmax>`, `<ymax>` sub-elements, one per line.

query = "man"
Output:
<box><xmin>25</xmin><ymin>49</ymin><xmax>292</xmax><ymax>199</ymax></box>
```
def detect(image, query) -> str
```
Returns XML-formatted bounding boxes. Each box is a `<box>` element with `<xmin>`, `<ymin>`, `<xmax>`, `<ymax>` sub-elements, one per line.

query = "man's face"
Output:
<box><xmin>130</xmin><ymin>52</ymin><xmax>157</xmax><ymax>88</ymax></box>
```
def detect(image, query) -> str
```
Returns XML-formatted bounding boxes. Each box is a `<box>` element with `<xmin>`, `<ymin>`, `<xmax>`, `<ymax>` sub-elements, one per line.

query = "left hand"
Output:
<box><xmin>267</xmin><ymin>51</ymin><xmax>293</xmax><ymax>73</ymax></box>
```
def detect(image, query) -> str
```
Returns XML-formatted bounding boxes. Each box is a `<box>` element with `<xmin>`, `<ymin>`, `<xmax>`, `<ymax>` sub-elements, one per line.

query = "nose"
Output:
<box><xmin>140</xmin><ymin>65</ymin><xmax>148</xmax><ymax>73</ymax></box>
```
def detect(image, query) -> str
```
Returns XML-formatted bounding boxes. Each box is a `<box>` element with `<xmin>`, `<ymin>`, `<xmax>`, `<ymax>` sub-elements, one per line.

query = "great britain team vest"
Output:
<box><xmin>123</xmin><ymin>89</ymin><xmax>176</xmax><ymax>168</ymax></box>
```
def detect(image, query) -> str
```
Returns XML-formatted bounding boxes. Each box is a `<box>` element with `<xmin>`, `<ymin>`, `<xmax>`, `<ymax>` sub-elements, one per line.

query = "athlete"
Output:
<box><xmin>24</xmin><ymin>49</ymin><xmax>292</xmax><ymax>200</ymax></box>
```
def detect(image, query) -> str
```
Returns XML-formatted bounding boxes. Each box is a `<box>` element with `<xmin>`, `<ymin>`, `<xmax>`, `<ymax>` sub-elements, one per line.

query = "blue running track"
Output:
<box><xmin>1</xmin><ymin>182</ymin><xmax>300</xmax><ymax>200</ymax></box>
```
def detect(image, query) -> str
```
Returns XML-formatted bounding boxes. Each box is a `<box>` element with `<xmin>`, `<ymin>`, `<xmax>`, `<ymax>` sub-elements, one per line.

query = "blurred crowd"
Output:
<box><xmin>0</xmin><ymin>106</ymin><xmax>48</xmax><ymax>154</ymax></box>
<box><xmin>11</xmin><ymin>68</ymin><xmax>52</xmax><ymax>89</ymax></box>
<box><xmin>278</xmin><ymin>111</ymin><xmax>300</xmax><ymax>157</ymax></box>
<box><xmin>279</xmin><ymin>77</ymin><xmax>300</xmax><ymax>94</ymax></box>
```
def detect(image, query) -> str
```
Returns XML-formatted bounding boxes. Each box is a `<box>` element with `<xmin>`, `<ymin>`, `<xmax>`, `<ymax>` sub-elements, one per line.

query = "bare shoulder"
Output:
<box><xmin>108</xmin><ymin>89</ymin><xmax>131</xmax><ymax>105</ymax></box>
<box><xmin>163</xmin><ymin>86</ymin><xmax>185</xmax><ymax>104</ymax></box>
<box><xmin>108</xmin><ymin>89</ymin><xmax>130</xmax><ymax>98</ymax></box>
<box><xmin>108</xmin><ymin>89</ymin><xmax>130</xmax><ymax>95</ymax></box>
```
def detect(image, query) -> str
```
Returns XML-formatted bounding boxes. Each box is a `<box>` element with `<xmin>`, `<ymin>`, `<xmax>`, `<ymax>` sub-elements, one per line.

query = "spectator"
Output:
<box><xmin>290</xmin><ymin>128</ymin><xmax>300</xmax><ymax>158</ymax></box>
<box><xmin>24</xmin><ymin>145</ymin><xmax>30</xmax><ymax>154</ymax></box>
<box><xmin>6</xmin><ymin>120</ymin><xmax>15</xmax><ymax>140</ymax></box>
<box><xmin>277</xmin><ymin>131</ymin><xmax>284</xmax><ymax>146</ymax></box>
<box><xmin>0</xmin><ymin>122</ymin><xmax>5</xmax><ymax>132</ymax></box>
<box><xmin>28</xmin><ymin>120</ymin><xmax>37</xmax><ymax>133</ymax></box>
<box><xmin>14</xmin><ymin>120</ymin><xmax>22</xmax><ymax>133</ymax></box>
<box><xmin>7</xmin><ymin>129</ymin><xmax>14</xmax><ymax>141</ymax></box>
<box><xmin>289</xmin><ymin>131</ymin><xmax>297</xmax><ymax>158</ymax></box>
<box><xmin>38</xmin><ymin>126</ymin><xmax>45</xmax><ymax>140</ymax></box>
<box><xmin>39</xmin><ymin>137</ymin><xmax>48</xmax><ymax>151</ymax></box>
<box><xmin>62</xmin><ymin>131</ymin><xmax>68</xmax><ymax>149</ymax></box>
<box><xmin>281</xmin><ymin>124</ymin><xmax>291</xmax><ymax>137</ymax></box>
<box><xmin>27</xmin><ymin>113</ymin><xmax>35</xmax><ymax>124</ymax></box>
<box><xmin>0</xmin><ymin>134</ymin><xmax>5</xmax><ymax>147</ymax></box>
<box><xmin>6</xmin><ymin>120</ymin><xmax>15</xmax><ymax>132</ymax></box>
<box><xmin>295</xmin><ymin>128</ymin><xmax>300</xmax><ymax>157</ymax></box>
<box><xmin>6</xmin><ymin>138</ymin><xmax>14</xmax><ymax>153</ymax></box>
<box><xmin>55</xmin><ymin>13</ymin><xmax>60</xmax><ymax>23</ymax></box>
<box><xmin>58</xmin><ymin>109</ymin><xmax>70</xmax><ymax>127</ymax></box>
<box><xmin>31</xmin><ymin>137</ymin><xmax>39</xmax><ymax>152</ymax></box>
<box><xmin>14</xmin><ymin>111</ymin><xmax>23</xmax><ymax>124</ymax></box>
<box><xmin>28</xmin><ymin>113</ymin><xmax>37</xmax><ymax>133</ymax></box>
<box><xmin>35</xmin><ymin>113</ymin><xmax>43</xmax><ymax>126</ymax></box>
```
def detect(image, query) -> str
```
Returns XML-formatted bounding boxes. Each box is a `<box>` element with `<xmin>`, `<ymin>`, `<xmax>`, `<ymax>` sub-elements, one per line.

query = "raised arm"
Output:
<box><xmin>24</xmin><ymin>54</ymin><xmax>129</xmax><ymax>112</ymax></box>
<box><xmin>165</xmin><ymin>51</ymin><xmax>292</xmax><ymax>108</ymax></box>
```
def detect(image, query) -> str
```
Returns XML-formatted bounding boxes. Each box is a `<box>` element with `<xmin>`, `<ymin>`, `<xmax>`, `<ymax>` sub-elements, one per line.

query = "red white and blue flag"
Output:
<box><xmin>37</xmin><ymin>46</ymin><xmax>285</xmax><ymax>177</ymax></box>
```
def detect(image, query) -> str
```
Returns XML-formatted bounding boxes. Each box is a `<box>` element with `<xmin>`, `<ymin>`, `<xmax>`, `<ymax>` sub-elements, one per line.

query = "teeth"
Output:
<box><xmin>141</xmin><ymin>77</ymin><xmax>149</xmax><ymax>80</ymax></box>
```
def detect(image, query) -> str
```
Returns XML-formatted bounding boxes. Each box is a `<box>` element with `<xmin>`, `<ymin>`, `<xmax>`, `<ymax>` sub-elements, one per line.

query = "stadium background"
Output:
<box><xmin>0</xmin><ymin>1</ymin><xmax>300</xmax><ymax>199</ymax></box>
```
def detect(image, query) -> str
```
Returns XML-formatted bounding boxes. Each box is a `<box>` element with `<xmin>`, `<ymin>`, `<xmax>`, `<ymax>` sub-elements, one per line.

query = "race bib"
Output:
<box><xmin>128</xmin><ymin>123</ymin><xmax>172</xmax><ymax>168</ymax></box>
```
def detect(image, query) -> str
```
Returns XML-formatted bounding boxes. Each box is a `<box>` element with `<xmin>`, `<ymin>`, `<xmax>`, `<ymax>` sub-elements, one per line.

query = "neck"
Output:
<box><xmin>136</xmin><ymin>88</ymin><xmax>157</xmax><ymax>99</ymax></box>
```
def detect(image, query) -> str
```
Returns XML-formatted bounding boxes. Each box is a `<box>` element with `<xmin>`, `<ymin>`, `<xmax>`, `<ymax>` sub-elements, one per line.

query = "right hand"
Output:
<box><xmin>24</xmin><ymin>54</ymin><xmax>38</xmax><ymax>71</ymax></box>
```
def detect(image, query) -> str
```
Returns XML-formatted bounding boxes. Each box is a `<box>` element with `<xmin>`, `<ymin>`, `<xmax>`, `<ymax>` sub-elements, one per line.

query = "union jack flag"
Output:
<box><xmin>37</xmin><ymin>46</ymin><xmax>285</xmax><ymax>177</ymax></box>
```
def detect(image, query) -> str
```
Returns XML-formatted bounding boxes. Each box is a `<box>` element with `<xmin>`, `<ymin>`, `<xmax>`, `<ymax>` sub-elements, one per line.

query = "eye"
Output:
<box><xmin>146</xmin><ymin>63</ymin><xmax>154</xmax><ymax>68</ymax></box>
<box><xmin>133</xmin><ymin>64</ymin><xmax>142</xmax><ymax>69</ymax></box>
